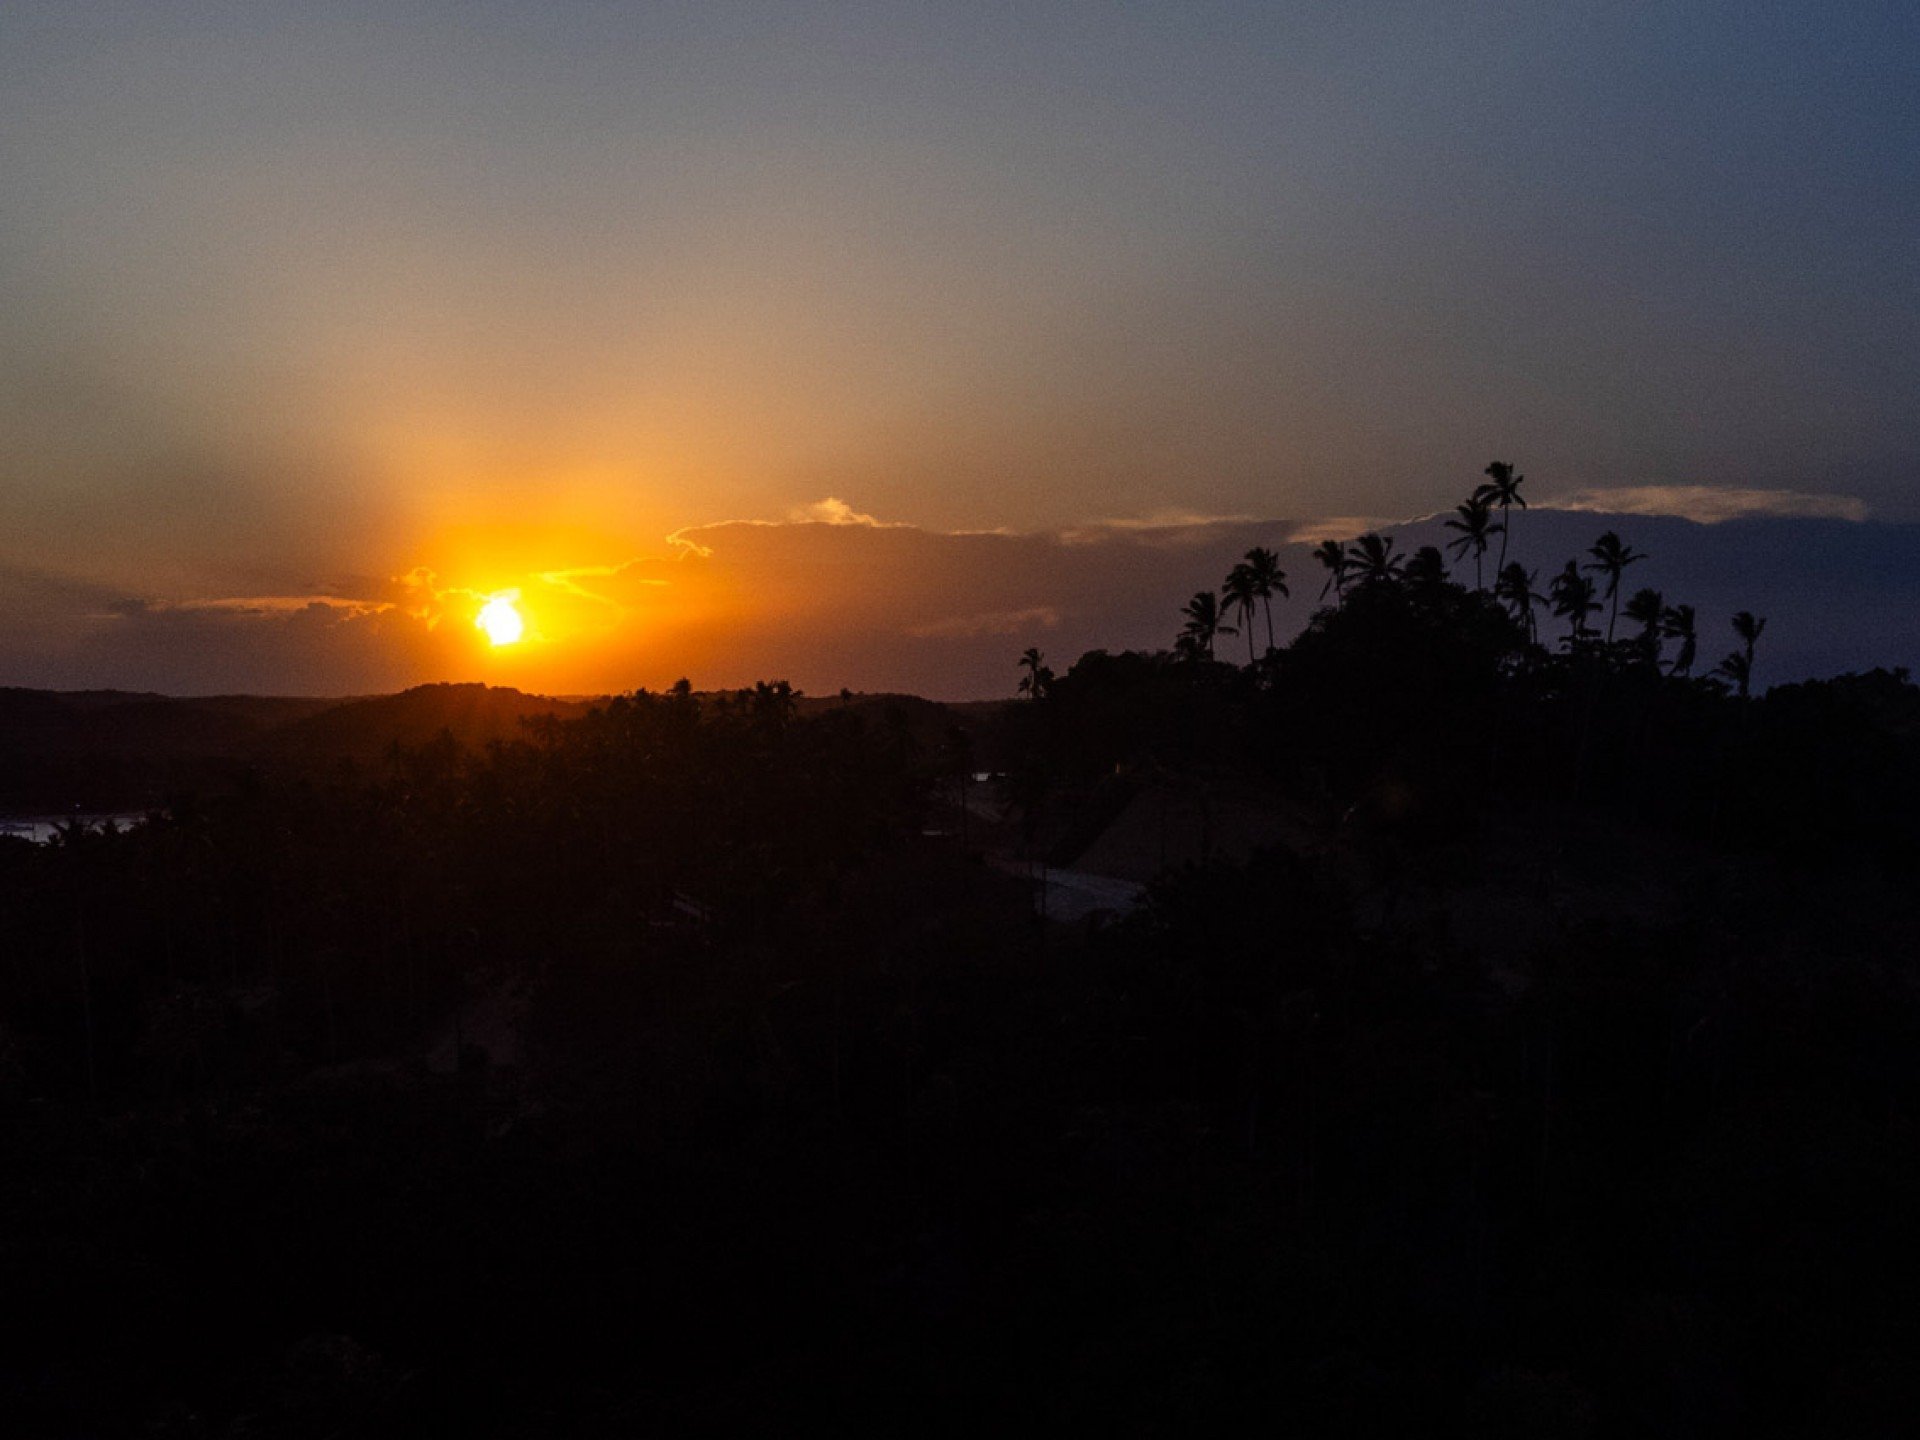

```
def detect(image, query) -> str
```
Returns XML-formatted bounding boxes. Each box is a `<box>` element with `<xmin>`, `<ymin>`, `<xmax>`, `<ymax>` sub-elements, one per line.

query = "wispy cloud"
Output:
<box><xmin>1088</xmin><ymin>508</ymin><xmax>1259</xmax><ymax>531</ymax></box>
<box><xmin>395</xmin><ymin>567</ymin><xmax>487</xmax><ymax>629</ymax></box>
<box><xmin>787</xmin><ymin>497</ymin><xmax>898</xmax><ymax>527</ymax></box>
<box><xmin>165</xmin><ymin>594</ymin><xmax>394</xmax><ymax>618</ymax></box>
<box><xmin>681</xmin><ymin>498</ymin><xmax>1278</xmax><ymax>550</ymax></box>
<box><xmin>661</xmin><ymin>495</ymin><xmax>898</xmax><ymax>556</ymax></box>
<box><xmin>1059</xmin><ymin>510</ymin><xmax>1264</xmax><ymax>546</ymax></box>
<box><xmin>536</xmin><ymin>562</ymin><xmax>669</xmax><ymax>611</ymax></box>
<box><xmin>906</xmin><ymin>606</ymin><xmax>1061</xmax><ymax>639</ymax></box>
<box><xmin>1543</xmin><ymin>485</ymin><xmax>1869</xmax><ymax>524</ymax></box>
<box><xmin>664</xmin><ymin>530</ymin><xmax>716</xmax><ymax>558</ymax></box>
<box><xmin>1282</xmin><ymin>516</ymin><xmax>1396</xmax><ymax>544</ymax></box>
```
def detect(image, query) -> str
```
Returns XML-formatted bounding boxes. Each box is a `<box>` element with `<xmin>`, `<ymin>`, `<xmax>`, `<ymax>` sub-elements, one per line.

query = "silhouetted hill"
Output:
<box><xmin>0</xmin><ymin>688</ymin><xmax>340</xmax><ymax>756</ymax></box>
<box><xmin>0</xmin><ymin>689</ymin><xmax>327</xmax><ymax>809</ymax></box>
<box><xmin>81</xmin><ymin>697</ymin><xmax>321</xmax><ymax>759</ymax></box>
<box><xmin>34</xmin><ymin>688</ymin><xmax>172</xmax><ymax>712</ymax></box>
<box><xmin>788</xmin><ymin>690</ymin><xmax>1007</xmax><ymax>759</ymax></box>
<box><xmin>0</xmin><ymin>684</ymin><xmax>591</xmax><ymax>809</ymax></box>
<box><xmin>0</xmin><ymin>682</ymin><xmax>1011</xmax><ymax>815</ymax></box>
<box><xmin>256</xmin><ymin>683</ymin><xmax>591</xmax><ymax>766</ymax></box>
<box><xmin>0</xmin><ymin>688</ymin><xmax>79</xmax><ymax>751</ymax></box>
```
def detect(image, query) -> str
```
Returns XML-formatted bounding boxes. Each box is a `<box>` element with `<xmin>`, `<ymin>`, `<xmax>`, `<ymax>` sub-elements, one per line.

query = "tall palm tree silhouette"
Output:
<box><xmin>1475</xmin><ymin>461</ymin><xmax>1527</xmax><ymax>574</ymax></box>
<box><xmin>1312</xmin><ymin>539</ymin><xmax>1350</xmax><ymax>607</ymax></box>
<box><xmin>1623</xmin><ymin>587</ymin><xmax>1665</xmax><ymax>667</ymax></box>
<box><xmin>1016</xmin><ymin>646</ymin><xmax>1052</xmax><ymax>700</ymax></box>
<box><xmin>1443</xmin><ymin>493</ymin><xmax>1503</xmax><ymax>591</ymax></box>
<box><xmin>1583</xmin><ymin>531</ymin><xmax>1646</xmax><ymax>642</ymax></box>
<box><xmin>1495</xmin><ymin>562</ymin><xmax>1544</xmax><ymax>643</ymax></box>
<box><xmin>1549</xmin><ymin>560</ymin><xmax>1601</xmax><ymax>647</ymax></box>
<box><xmin>1345</xmin><ymin>533</ymin><xmax>1404</xmax><ymax>588</ymax></box>
<box><xmin>1222</xmin><ymin>563</ymin><xmax>1262</xmax><ymax>665</ymax></box>
<box><xmin>1720</xmin><ymin>611</ymin><xmax>1767</xmax><ymax>697</ymax></box>
<box><xmin>1179</xmin><ymin>591</ymin><xmax>1233</xmax><ymax>660</ymax></box>
<box><xmin>1660</xmin><ymin>603</ymin><xmax>1699</xmax><ymax>676</ymax></box>
<box><xmin>1241</xmin><ymin>546</ymin><xmax>1288</xmax><ymax>652</ymax></box>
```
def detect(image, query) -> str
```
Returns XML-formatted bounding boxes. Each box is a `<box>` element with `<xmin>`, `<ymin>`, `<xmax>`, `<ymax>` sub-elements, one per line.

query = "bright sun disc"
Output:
<box><xmin>476</xmin><ymin>595</ymin><xmax>524</xmax><ymax>646</ymax></box>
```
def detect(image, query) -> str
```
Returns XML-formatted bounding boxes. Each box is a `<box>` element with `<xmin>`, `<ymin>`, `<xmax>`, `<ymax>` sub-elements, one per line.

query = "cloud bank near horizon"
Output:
<box><xmin>1541</xmin><ymin>485</ymin><xmax>1871</xmax><ymax>525</ymax></box>
<box><xmin>2</xmin><ymin>486</ymin><xmax>1909</xmax><ymax>699</ymax></box>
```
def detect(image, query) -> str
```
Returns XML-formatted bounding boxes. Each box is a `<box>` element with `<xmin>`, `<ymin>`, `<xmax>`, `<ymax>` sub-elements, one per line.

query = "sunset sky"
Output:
<box><xmin>4</xmin><ymin>3</ymin><xmax>1917</xmax><ymax>695</ymax></box>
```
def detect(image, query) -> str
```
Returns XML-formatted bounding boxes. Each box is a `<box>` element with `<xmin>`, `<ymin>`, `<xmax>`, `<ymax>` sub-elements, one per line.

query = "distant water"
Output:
<box><xmin>0</xmin><ymin>812</ymin><xmax>153</xmax><ymax>844</ymax></box>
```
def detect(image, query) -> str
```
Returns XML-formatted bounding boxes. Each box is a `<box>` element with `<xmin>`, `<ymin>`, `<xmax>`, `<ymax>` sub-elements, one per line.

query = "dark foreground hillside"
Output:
<box><xmin>5</xmin><ymin>585</ymin><xmax>1920</xmax><ymax>1434</ymax></box>
<box><xmin>0</xmin><ymin>684</ymin><xmax>593</xmax><ymax>811</ymax></box>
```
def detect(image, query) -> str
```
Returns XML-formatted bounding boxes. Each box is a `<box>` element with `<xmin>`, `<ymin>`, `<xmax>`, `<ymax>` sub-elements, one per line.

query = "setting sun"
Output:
<box><xmin>476</xmin><ymin>594</ymin><xmax>525</xmax><ymax>647</ymax></box>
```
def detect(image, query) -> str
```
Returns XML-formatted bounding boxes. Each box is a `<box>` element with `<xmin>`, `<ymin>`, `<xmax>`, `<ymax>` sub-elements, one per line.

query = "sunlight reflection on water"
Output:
<box><xmin>0</xmin><ymin>813</ymin><xmax>153</xmax><ymax>845</ymax></box>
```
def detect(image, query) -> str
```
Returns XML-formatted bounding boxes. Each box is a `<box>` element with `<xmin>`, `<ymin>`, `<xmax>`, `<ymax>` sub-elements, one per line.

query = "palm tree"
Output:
<box><xmin>1443</xmin><ymin>493</ymin><xmax>1503</xmax><ymax>591</ymax></box>
<box><xmin>1727</xmin><ymin>611</ymin><xmax>1766</xmax><ymax>697</ymax></box>
<box><xmin>1622</xmin><ymin>587</ymin><xmax>1665</xmax><ymax>667</ymax></box>
<box><xmin>1222</xmin><ymin>563</ymin><xmax>1261</xmax><ymax>665</ymax></box>
<box><xmin>1583</xmin><ymin>531</ymin><xmax>1646</xmax><ymax>642</ymax></box>
<box><xmin>1661</xmin><ymin>604</ymin><xmax>1699</xmax><ymax>676</ymax></box>
<box><xmin>1179</xmin><ymin>590</ymin><xmax>1234</xmax><ymax>660</ymax></box>
<box><xmin>1549</xmin><ymin>560</ymin><xmax>1601</xmax><ymax>647</ymax></box>
<box><xmin>1241</xmin><ymin>546</ymin><xmax>1289</xmax><ymax>652</ymax></box>
<box><xmin>1312</xmin><ymin>539</ymin><xmax>1350</xmax><ymax>607</ymax></box>
<box><xmin>1475</xmin><ymin>461</ymin><xmax>1527</xmax><ymax>574</ymax></box>
<box><xmin>1495</xmin><ymin>562</ymin><xmax>1544</xmax><ymax>643</ymax></box>
<box><xmin>1345</xmin><ymin>533</ymin><xmax>1404</xmax><ymax>588</ymax></box>
<box><xmin>1016</xmin><ymin>646</ymin><xmax>1052</xmax><ymax>700</ymax></box>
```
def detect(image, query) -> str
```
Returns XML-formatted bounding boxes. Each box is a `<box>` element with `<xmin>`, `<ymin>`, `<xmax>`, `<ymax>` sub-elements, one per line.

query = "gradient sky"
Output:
<box><xmin>3</xmin><ymin>2</ymin><xmax>1917</xmax><ymax>694</ymax></box>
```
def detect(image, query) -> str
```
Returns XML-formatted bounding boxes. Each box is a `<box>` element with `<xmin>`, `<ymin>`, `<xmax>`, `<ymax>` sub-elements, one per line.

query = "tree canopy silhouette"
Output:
<box><xmin>1177</xmin><ymin>589</ymin><xmax>1233</xmax><ymax>660</ymax></box>
<box><xmin>1583</xmin><ymin>530</ymin><xmax>1646</xmax><ymax>642</ymax></box>
<box><xmin>1443</xmin><ymin>492</ymin><xmax>1502</xmax><ymax>591</ymax></box>
<box><xmin>1475</xmin><ymin>459</ymin><xmax>1527</xmax><ymax>573</ymax></box>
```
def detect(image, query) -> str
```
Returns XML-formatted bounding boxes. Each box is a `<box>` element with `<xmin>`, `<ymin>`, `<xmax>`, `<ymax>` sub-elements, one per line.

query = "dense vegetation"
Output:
<box><xmin>5</xmin><ymin>477</ymin><xmax>1920</xmax><ymax>1434</ymax></box>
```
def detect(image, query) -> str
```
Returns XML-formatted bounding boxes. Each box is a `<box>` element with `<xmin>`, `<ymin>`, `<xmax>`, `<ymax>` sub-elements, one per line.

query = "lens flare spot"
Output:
<box><xmin>476</xmin><ymin>594</ymin><xmax>524</xmax><ymax>646</ymax></box>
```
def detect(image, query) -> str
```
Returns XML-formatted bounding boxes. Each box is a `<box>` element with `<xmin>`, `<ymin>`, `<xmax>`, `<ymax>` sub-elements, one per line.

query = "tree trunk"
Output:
<box><xmin>75</xmin><ymin>904</ymin><xmax>97</xmax><ymax>1096</ymax></box>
